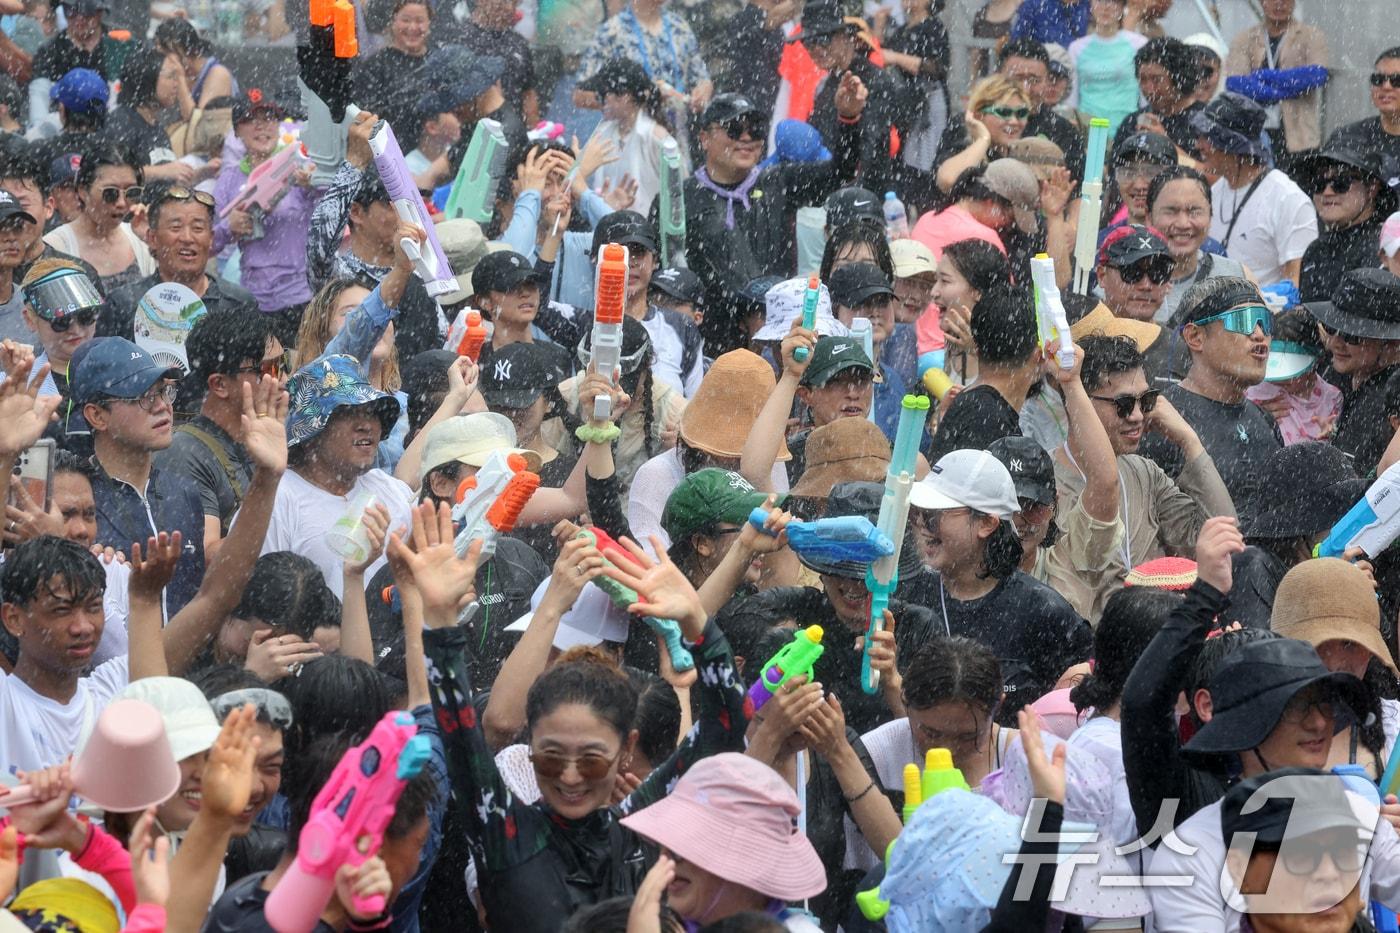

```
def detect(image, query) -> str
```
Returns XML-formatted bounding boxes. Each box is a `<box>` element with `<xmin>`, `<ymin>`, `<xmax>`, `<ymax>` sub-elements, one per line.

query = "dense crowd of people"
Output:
<box><xmin>0</xmin><ymin>0</ymin><xmax>1396</xmax><ymax>930</ymax></box>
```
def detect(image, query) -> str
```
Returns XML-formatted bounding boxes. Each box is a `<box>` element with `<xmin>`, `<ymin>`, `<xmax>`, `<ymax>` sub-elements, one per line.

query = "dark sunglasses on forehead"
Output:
<box><xmin>100</xmin><ymin>185</ymin><xmax>143</xmax><ymax>205</ymax></box>
<box><xmin>156</xmin><ymin>185</ymin><xmax>216</xmax><ymax>209</ymax></box>
<box><xmin>1090</xmin><ymin>388</ymin><xmax>1160</xmax><ymax>419</ymax></box>
<box><xmin>720</xmin><ymin>114</ymin><xmax>768</xmax><ymax>140</ymax></box>
<box><xmin>1371</xmin><ymin>72</ymin><xmax>1400</xmax><ymax>89</ymax></box>
<box><xmin>46</xmin><ymin>307</ymin><xmax>98</xmax><ymax>333</ymax></box>
<box><xmin>1306</xmin><ymin>171</ymin><xmax>1367</xmax><ymax>196</ymax></box>
<box><xmin>1115</xmin><ymin>261</ymin><xmax>1173</xmax><ymax>285</ymax></box>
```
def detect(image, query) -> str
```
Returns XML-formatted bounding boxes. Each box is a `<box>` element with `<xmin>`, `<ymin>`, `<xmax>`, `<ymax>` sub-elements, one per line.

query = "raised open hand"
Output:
<box><xmin>128</xmin><ymin>806</ymin><xmax>171</xmax><ymax>908</ymax></box>
<box><xmin>597</xmin><ymin>535</ymin><xmax>706</xmax><ymax>638</ymax></box>
<box><xmin>129</xmin><ymin>531</ymin><xmax>183</xmax><ymax>603</ymax></box>
<box><xmin>0</xmin><ymin>357</ymin><xmax>61</xmax><ymax>458</ymax></box>
<box><xmin>1017</xmin><ymin>707</ymin><xmax>1067</xmax><ymax>805</ymax></box>
<box><xmin>239</xmin><ymin>376</ymin><xmax>289</xmax><ymax>475</ymax></box>
<box><xmin>386</xmin><ymin>500</ymin><xmax>483</xmax><ymax>626</ymax></box>
<box><xmin>201</xmin><ymin>703</ymin><xmax>259</xmax><ymax>821</ymax></box>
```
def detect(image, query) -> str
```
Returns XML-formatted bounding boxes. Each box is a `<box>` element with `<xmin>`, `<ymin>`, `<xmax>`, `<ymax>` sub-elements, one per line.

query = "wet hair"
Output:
<box><xmin>999</xmin><ymin>37</ymin><xmax>1050</xmax><ymax>67</ymax></box>
<box><xmin>285</xmin><ymin>730</ymin><xmax>436</xmax><ymax>846</ymax></box>
<box><xmin>1187</xmin><ymin>626</ymin><xmax>1278</xmax><ymax>728</ymax></box>
<box><xmin>820</xmin><ymin>219</ymin><xmax>894</xmax><ymax>281</ymax></box>
<box><xmin>1071</xmin><ymin>588</ymin><xmax>1180</xmax><ymax>713</ymax></box>
<box><xmin>274</xmin><ymin>654</ymin><xmax>397</xmax><ymax>758</ymax></box>
<box><xmin>53</xmin><ymin>448</ymin><xmax>95</xmax><ymax>483</ymax></box>
<box><xmin>980</xmin><ymin>516</ymin><xmax>1024</xmax><ymax>580</ymax></box>
<box><xmin>1146</xmin><ymin>165</ymin><xmax>1212</xmax><ymax>214</ymax></box>
<box><xmin>117</xmin><ymin>48</ymin><xmax>167</xmax><ymax>109</ymax></box>
<box><xmin>970</xmin><ymin>284</ymin><xmax>1037</xmax><ymax>365</ymax></box>
<box><xmin>525</xmin><ymin>646</ymin><xmax>638</xmax><ymax>744</ymax></box>
<box><xmin>0</xmin><ymin>142</ymin><xmax>46</xmax><ymax>196</ymax></box>
<box><xmin>76</xmin><ymin>143</ymin><xmax>141</xmax><ymax>193</ymax></box>
<box><xmin>948</xmin><ymin>166</ymin><xmax>1003</xmax><ymax>205</ymax></box>
<box><xmin>902</xmin><ymin>636</ymin><xmax>1004</xmax><ymax>716</ymax></box>
<box><xmin>296</xmin><ymin>276</ymin><xmax>401</xmax><ymax>392</ymax></box>
<box><xmin>184</xmin><ymin>309</ymin><xmax>275</xmax><ymax>401</ymax></box>
<box><xmin>230</xmin><ymin>552</ymin><xmax>341</xmax><ymax>641</ymax></box>
<box><xmin>1135</xmin><ymin>38</ymin><xmax>1200</xmax><ymax>95</ymax></box>
<box><xmin>1079</xmin><ymin>334</ymin><xmax>1145</xmax><ymax>393</ymax></box>
<box><xmin>941</xmin><ymin>238</ymin><xmax>1010</xmax><ymax>296</ymax></box>
<box><xmin>154</xmin><ymin>18</ymin><xmax>212</xmax><ymax>58</ymax></box>
<box><xmin>1178</xmin><ymin>275</ymin><xmax>1258</xmax><ymax>329</ymax></box>
<box><xmin>1</xmin><ymin>535</ymin><xmax>104</xmax><ymax>608</ymax></box>
<box><xmin>147</xmin><ymin>179</ymin><xmax>215</xmax><ymax>226</ymax></box>
<box><xmin>627</xmin><ymin>667</ymin><xmax>681</xmax><ymax>768</ymax></box>
<box><xmin>191</xmin><ymin>663</ymin><xmax>267</xmax><ymax>698</ymax></box>
<box><xmin>562</xmin><ymin>896</ymin><xmax>683</xmax><ymax>933</ymax></box>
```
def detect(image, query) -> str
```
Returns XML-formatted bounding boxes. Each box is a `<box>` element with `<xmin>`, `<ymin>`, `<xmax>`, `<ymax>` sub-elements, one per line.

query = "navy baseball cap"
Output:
<box><xmin>650</xmin><ymin>267</ymin><xmax>703</xmax><ymax>305</ymax></box>
<box><xmin>50</xmin><ymin>152</ymin><xmax>82</xmax><ymax>189</ymax></box>
<box><xmin>51</xmin><ymin>68</ymin><xmax>108</xmax><ymax>115</ymax></box>
<box><xmin>71</xmin><ymin>337</ymin><xmax>182</xmax><ymax>406</ymax></box>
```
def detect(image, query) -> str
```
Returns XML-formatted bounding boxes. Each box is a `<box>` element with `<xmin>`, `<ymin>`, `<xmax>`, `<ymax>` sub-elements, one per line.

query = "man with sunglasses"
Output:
<box><xmin>156</xmin><ymin>311</ymin><xmax>284</xmax><ymax>561</ymax></box>
<box><xmin>1140</xmin><ymin>276</ymin><xmax>1281</xmax><ymax>524</ymax></box>
<box><xmin>683</xmin><ymin>78</ymin><xmax>869</xmax><ymax>354</ymax></box>
<box><xmin>1096</xmin><ymin>223</ymin><xmax>1175</xmax><ymax>325</ymax></box>
<box><xmin>1325</xmin><ymin>46</ymin><xmax>1400</xmax><ymax>168</ymax></box>
<box><xmin>1305</xmin><ymin>268</ymin><xmax>1400</xmax><ymax>478</ymax></box>
<box><xmin>1296</xmin><ymin>146</ymin><xmax>1394</xmax><ymax>303</ymax></box>
<box><xmin>101</xmin><ymin>181</ymin><xmax>258</xmax><ymax>342</ymax></box>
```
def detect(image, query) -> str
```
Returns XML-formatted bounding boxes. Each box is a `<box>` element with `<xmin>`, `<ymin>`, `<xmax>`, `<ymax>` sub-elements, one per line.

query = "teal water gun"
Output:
<box><xmin>658</xmin><ymin>137</ymin><xmax>686</xmax><ymax>267</ymax></box>
<box><xmin>576</xmin><ymin>527</ymin><xmax>693</xmax><ymax>671</ymax></box>
<box><xmin>1072</xmin><ymin>117</ymin><xmax>1111</xmax><ymax>296</ymax></box>
<box><xmin>1314</xmin><ymin>460</ymin><xmax>1400</xmax><ymax>559</ymax></box>
<box><xmin>444</xmin><ymin>118</ymin><xmax>509</xmax><ymax>224</ymax></box>
<box><xmin>862</xmin><ymin>395</ymin><xmax>930</xmax><ymax>695</ymax></box>
<box><xmin>794</xmin><ymin>274</ymin><xmax>820</xmax><ymax>362</ymax></box>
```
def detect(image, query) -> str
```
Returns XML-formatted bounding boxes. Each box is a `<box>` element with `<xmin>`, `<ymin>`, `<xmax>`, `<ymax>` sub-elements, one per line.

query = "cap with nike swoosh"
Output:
<box><xmin>800</xmin><ymin>336</ymin><xmax>874</xmax><ymax>388</ymax></box>
<box><xmin>824</xmin><ymin>186</ymin><xmax>883</xmax><ymax>231</ymax></box>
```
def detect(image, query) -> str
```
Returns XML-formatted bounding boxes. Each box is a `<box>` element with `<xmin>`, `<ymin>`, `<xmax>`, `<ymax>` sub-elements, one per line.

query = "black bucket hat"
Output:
<box><xmin>1244</xmin><ymin>442</ymin><xmax>1366</xmax><ymax>540</ymax></box>
<box><xmin>1190</xmin><ymin>92</ymin><xmax>1269</xmax><ymax>159</ymax></box>
<box><xmin>1182</xmin><ymin>638</ymin><xmax>1367</xmax><ymax>760</ymax></box>
<box><xmin>1304</xmin><ymin>268</ymin><xmax>1400</xmax><ymax>341</ymax></box>
<box><xmin>1297</xmin><ymin>145</ymin><xmax>1399</xmax><ymax>215</ymax></box>
<box><xmin>798</xmin><ymin>480</ymin><xmax>922</xmax><ymax>579</ymax></box>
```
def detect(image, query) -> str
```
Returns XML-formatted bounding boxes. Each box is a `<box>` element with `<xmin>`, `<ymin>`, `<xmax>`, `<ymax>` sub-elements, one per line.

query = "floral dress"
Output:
<box><xmin>423</xmin><ymin>618</ymin><xmax>747</xmax><ymax>932</ymax></box>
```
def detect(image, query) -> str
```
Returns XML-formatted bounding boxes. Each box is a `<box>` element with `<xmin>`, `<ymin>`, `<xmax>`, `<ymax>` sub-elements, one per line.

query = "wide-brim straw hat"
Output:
<box><xmin>678</xmin><ymin>349</ymin><xmax>790</xmax><ymax>460</ymax></box>
<box><xmin>1272</xmin><ymin>557</ymin><xmax>1399</xmax><ymax>676</ymax></box>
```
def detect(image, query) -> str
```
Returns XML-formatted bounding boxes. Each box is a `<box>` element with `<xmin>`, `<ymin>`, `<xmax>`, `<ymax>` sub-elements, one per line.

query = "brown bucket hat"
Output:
<box><xmin>1271</xmin><ymin>557</ymin><xmax>1399</xmax><ymax>676</ymax></box>
<box><xmin>789</xmin><ymin>417</ymin><xmax>890</xmax><ymax>498</ymax></box>
<box><xmin>679</xmin><ymin>350</ymin><xmax>790</xmax><ymax>460</ymax></box>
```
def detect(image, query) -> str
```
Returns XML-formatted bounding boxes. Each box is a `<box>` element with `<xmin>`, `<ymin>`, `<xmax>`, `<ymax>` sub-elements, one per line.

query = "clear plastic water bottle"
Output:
<box><xmin>883</xmin><ymin>191</ymin><xmax>909</xmax><ymax>239</ymax></box>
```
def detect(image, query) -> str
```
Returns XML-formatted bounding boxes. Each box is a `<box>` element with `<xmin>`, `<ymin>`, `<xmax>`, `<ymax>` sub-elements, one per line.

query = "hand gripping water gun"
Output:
<box><xmin>862</xmin><ymin>395</ymin><xmax>930</xmax><ymax>695</ymax></box>
<box><xmin>746</xmin><ymin>507</ymin><xmax>894</xmax><ymax>565</ymax></box>
<box><xmin>298</xmin><ymin>0</ymin><xmax>358</xmax><ymax>187</ymax></box>
<box><xmin>794</xmin><ymin>274</ymin><xmax>820</xmax><ymax>362</ymax></box>
<box><xmin>367</xmin><ymin>119</ymin><xmax>460</xmax><ymax>301</ymax></box>
<box><xmin>220</xmin><ymin>142</ymin><xmax>307</xmax><ymax>239</ymax></box>
<box><xmin>444</xmin><ymin>307</ymin><xmax>492</xmax><ymax>362</ymax></box>
<box><xmin>575</xmin><ymin>526</ymin><xmax>694</xmax><ymax>671</ymax></box>
<box><xmin>1072</xmin><ymin>117</ymin><xmax>1111</xmax><ymax>296</ymax></box>
<box><xmin>264</xmin><ymin>711</ymin><xmax>431</xmax><ymax>933</ymax></box>
<box><xmin>443</xmin><ymin>118</ymin><xmax>509</xmax><ymax>224</ymax></box>
<box><xmin>589</xmin><ymin>243</ymin><xmax>629</xmax><ymax>420</ymax></box>
<box><xmin>1031</xmin><ymin>253</ymin><xmax>1075</xmax><ymax>371</ymax></box>
<box><xmin>855</xmin><ymin>748</ymin><xmax>970</xmax><ymax>921</ymax></box>
<box><xmin>658</xmin><ymin>137</ymin><xmax>687</xmax><ymax>268</ymax></box>
<box><xmin>1314</xmin><ymin>460</ymin><xmax>1400</xmax><ymax>559</ymax></box>
<box><xmin>745</xmin><ymin>625</ymin><xmax>825</xmax><ymax>712</ymax></box>
<box><xmin>451</xmin><ymin>449</ymin><xmax>541</xmax><ymax>561</ymax></box>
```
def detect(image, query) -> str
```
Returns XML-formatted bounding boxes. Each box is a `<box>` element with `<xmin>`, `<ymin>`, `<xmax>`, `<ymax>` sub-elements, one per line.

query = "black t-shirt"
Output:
<box><xmin>442</xmin><ymin>21</ymin><xmax>536</xmax><ymax>116</ymax></box>
<box><xmin>714</xmin><ymin>585</ymin><xmax>934</xmax><ymax>735</ymax></box>
<box><xmin>1324</xmin><ymin>362</ymin><xmax>1400</xmax><ymax>480</ymax></box>
<box><xmin>154</xmin><ymin>415</ymin><xmax>252</xmax><ymax>534</ymax></box>
<box><xmin>1299</xmin><ymin>216</ymin><xmax>1384</xmax><ymax>304</ymax></box>
<box><xmin>809</xmin><ymin>57</ymin><xmax>902</xmax><ymax>200</ymax></box>
<box><xmin>1112</xmin><ymin>102</ymin><xmax>1206</xmax><ymax>157</ymax></box>
<box><xmin>883</xmin><ymin>17</ymin><xmax>949</xmax><ymax>135</ymax></box>
<box><xmin>32</xmin><ymin>32</ymin><xmax>107</xmax><ymax>81</ymax></box>
<box><xmin>1025</xmin><ymin>106</ymin><xmax>1086</xmax><ymax>185</ymax></box>
<box><xmin>1327</xmin><ymin>117</ymin><xmax>1400</xmax><ymax>169</ymax></box>
<box><xmin>204</xmin><ymin>872</ymin><xmax>334</xmax><ymax>932</ymax></box>
<box><xmin>106</xmin><ymin>105</ymin><xmax>172</xmax><ymax>167</ymax></box>
<box><xmin>101</xmin><ymin>273</ymin><xmax>260</xmax><ymax>340</ymax></box>
<box><xmin>927</xmin><ymin>384</ymin><xmax>1022</xmax><ymax>462</ymax></box>
<box><xmin>352</xmin><ymin>47</ymin><xmax>430</xmax><ymax>146</ymax></box>
<box><xmin>1137</xmin><ymin>384</ymin><xmax>1282</xmax><ymax>523</ymax></box>
<box><xmin>902</xmin><ymin>569</ymin><xmax>1092</xmax><ymax>720</ymax></box>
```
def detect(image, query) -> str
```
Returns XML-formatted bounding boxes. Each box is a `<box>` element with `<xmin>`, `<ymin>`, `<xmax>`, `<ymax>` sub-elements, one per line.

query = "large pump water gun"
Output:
<box><xmin>746</xmin><ymin>626</ymin><xmax>824</xmax><ymax>712</ymax></box>
<box><xmin>451</xmin><ymin>449</ymin><xmax>540</xmax><ymax>561</ymax></box>
<box><xmin>794</xmin><ymin>274</ymin><xmax>820</xmax><ymax>362</ymax></box>
<box><xmin>746</xmin><ymin>507</ymin><xmax>893</xmax><ymax>565</ymax></box>
<box><xmin>220</xmin><ymin>142</ymin><xmax>307</xmax><ymax>239</ymax></box>
<box><xmin>855</xmin><ymin>748</ymin><xmax>970</xmax><ymax>921</ymax></box>
<box><xmin>443</xmin><ymin>118</ymin><xmax>509</xmax><ymax>224</ymax></box>
<box><xmin>264</xmin><ymin>711</ymin><xmax>430</xmax><ymax>932</ymax></box>
<box><xmin>589</xmin><ymin>243</ymin><xmax>629</xmax><ymax>420</ymax></box>
<box><xmin>298</xmin><ymin>0</ymin><xmax>358</xmax><ymax>187</ymax></box>
<box><xmin>367</xmin><ymin>119</ymin><xmax>460</xmax><ymax>301</ymax></box>
<box><xmin>1314</xmin><ymin>460</ymin><xmax>1400</xmax><ymax>559</ymax></box>
<box><xmin>444</xmin><ymin>307</ymin><xmax>492</xmax><ymax>362</ymax></box>
<box><xmin>1072</xmin><ymin>117</ymin><xmax>1111</xmax><ymax>296</ymax></box>
<box><xmin>658</xmin><ymin>137</ymin><xmax>686</xmax><ymax>267</ymax></box>
<box><xmin>576</xmin><ymin>526</ymin><xmax>693</xmax><ymax>672</ymax></box>
<box><xmin>862</xmin><ymin>395</ymin><xmax>930</xmax><ymax>695</ymax></box>
<box><xmin>1031</xmin><ymin>254</ymin><xmax>1075</xmax><ymax>371</ymax></box>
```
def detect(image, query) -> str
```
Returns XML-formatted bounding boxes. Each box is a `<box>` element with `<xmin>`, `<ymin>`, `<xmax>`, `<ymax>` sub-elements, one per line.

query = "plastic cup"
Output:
<box><xmin>326</xmin><ymin>491</ymin><xmax>378</xmax><ymax>562</ymax></box>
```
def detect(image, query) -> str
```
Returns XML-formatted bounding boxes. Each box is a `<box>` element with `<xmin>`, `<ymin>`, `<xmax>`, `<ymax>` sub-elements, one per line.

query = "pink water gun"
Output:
<box><xmin>264</xmin><ymin>711</ymin><xmax>431</xmax><ymax>932</ymax></box>
<box><xmin>219</xmin><ymin>142</ymin><xmax>307</xmax><ymax>233</ymax></box>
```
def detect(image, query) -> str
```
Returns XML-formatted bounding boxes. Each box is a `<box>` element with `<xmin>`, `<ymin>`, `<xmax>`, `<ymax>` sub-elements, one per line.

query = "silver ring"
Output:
<box><xmin>576</xmin><ymin>565</ymin><xmax>585</xmax><ymax>577</ymax></box>
<box><xmin>6</xmin><ymin>521</ymin><xmax>14</xmax><ymax>532</ymax></box>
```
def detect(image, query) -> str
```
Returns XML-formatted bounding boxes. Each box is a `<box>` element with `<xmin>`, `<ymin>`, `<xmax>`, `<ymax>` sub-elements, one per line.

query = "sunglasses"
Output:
<box><xmin>237</xmin><ymin>350</ymin><xmax>293</xmax><ymax>378</ymax></box>
<box><xmin>1115</xmin><ymin>260</ymin><xmax>1173</xmax><ymax>285</ymax></box>
<box><xmin>1370</xmin><ymin>72</ymin><xmax>1400</xmax><ymax>89</ymax></box>
<box><xmin>1277</xmin><ymin>835</ymin><xmax>1366</xmax><ymax>875</ymax></box>
<box><xmin>156</xmin><ymin>185</ymin><xmax>216</xmax><ymax>209</ymax></box>
<box><xmin>1017</xmin><ymin>498</ymin><xmax>1054</xmax><ymax>522</ymax></box>
<box><xmin>529</xmin><ymin>747</ymin><xmax>621</xmax><ymax>781</ymax></box>
<box><xmin>46</xmin><ymin>307</ymin><xmax>98</xmax><ymax>332</ymax></box>
<box><xmin>1090</xmin><ymin>388</ymin><xmax>1160</xmax><ymax>419</ymax></box>
<box><xmin>982</xmin><ymin>105</ymin><xmax>1031</xmax><ymax>121</ymax></box>
<box><xmin>1306</xmin><ymin>171</ymin><xmax>1367</xmax><ymax>196</ymax></box>
<box><xmin>720</xmin><ymin>114</ymin><xmax>768</xmax><ymax>141</ymax></box>
<box><xmin>211</xmin><ymin>687</ymin><xmax>294</xmax><ymax>730</ymax></box>
<box><xmin>1319</xmin><ymin>321</ymin><xmax>1366</xmax><ymax>346</ymax></box>
<box><xmin>99</xmin><ymin>185</ymin><xmax>143</xmax><ymax>205</ymax></box>
<box><xmin>1190</xmin><ymin>304</ymin><xmax>1272</xmax><ymax>337</ymax></box>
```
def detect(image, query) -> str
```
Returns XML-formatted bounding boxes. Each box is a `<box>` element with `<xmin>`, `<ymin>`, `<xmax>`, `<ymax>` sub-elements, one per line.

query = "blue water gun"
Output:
<box><xmin>862</xmin><ymin>395</ymin><xmax>930</xmax><ymax>695</ymax></box>
<box><xmin>746</xmin><ymin>508</ymin><xmax>893</xmax><ymax>564</ymax></box>
<box><xmin>1314</xmin><ymin>460</ymin><xmax>1400</xmax><ymax>559</ymax></box>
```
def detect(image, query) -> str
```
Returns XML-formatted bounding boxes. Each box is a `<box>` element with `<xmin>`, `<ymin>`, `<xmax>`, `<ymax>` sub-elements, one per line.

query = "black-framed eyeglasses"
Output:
<box><xmin>720</xmin><ymin>114</ymin><xmax>768</xmax><ymax>141</ymax></box>
<box><xmin>106</xmin><ymin>382</ymin><xmax>177</xmax><ymax>412</ymax></box>
<box><xmin>1319</xmin><ymin>321</ymin><xmax>1366</xmax><ymax>346</ymax></box>
<box><xmin>155</xmin><ymin>185</ymin><xmax>216</xmax><ymax>209</ymax></box>
<box><xmin>1370</xmin><ymin>72</ymin><xmax>1400</xmax><ymax>89</ymax></box>
<box><xmin>1090</xmin><ymin>389</ymin><xmax>1160</xmax><ymax>419</ymax></box>
<box><xmin>99</xmin><ymin>185</ymin><xmax>143</xmax><ymax>205</ymax></box>
<box><xmin>1115</xmin><ymin>260</ymin><xmax>1173</xmax><ymax>285</ymax></box>
<box><xmin>46</xmin><ymin>307</ymin><xmax>98</xmax><ymax>333</ymax></box>
<box><xmin>1277</xmin><ymin>834</ymin><xmax>1366</xmax><ymax>875</ymax></box>
<box><xmin>1306</xmin><ymin>171</ymin><xmax>1367</xmax><ymax>196</ymax></box>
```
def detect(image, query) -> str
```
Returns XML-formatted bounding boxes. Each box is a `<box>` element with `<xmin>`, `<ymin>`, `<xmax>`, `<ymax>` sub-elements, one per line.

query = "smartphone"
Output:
<box><xmin>10</xmin><ymin>438</ymin><xmax>54</xmax><ymax>514</ymax></box>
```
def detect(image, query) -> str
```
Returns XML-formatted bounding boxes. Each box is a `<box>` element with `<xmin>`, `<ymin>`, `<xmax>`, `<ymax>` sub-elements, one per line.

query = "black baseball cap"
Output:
<box><xmin>825</xmin><ymin>186</ymin><xmax>883</xmax><ymax>232</ymax></box>
<box><xmin>800</xmin><ymin>336</ymin><xmax>873</xmax><ymax>388</ymax></box>
<box><xmin>480</xmin><ymin>342</ymin><xmax>567</xmax><ymax>409</ymax></box>
<box><xmin>1114</xmin><ymin>131</ymin><xmax>1177</xmax><ymax>167</ymax></box>
<box><xmin>829</xmin><ymin>262</ymin><xmax>894</xmax><ymax>309</ymax></box>
<box><xmin>591</xmin><ymin>210</ymin><xmax>658</xmax><ymax>258</ymax></box>
<box><xmin>472</xmin><ymin>250</ymin><xmax>545</xmax><ymax>295</ymax></box>
<box><xmin>700</xmin><ymin>93</ymin><xmax>764</xmax><ymax>128</ymax></box>
<box><xmin>0</xmin><ymin>190</ymin><xmax>34</xmax><ymax>227</ymax></box>
<box><xmin>799</xmin><ymin>0</ymin><xmax>855</xmax><ymax>39</ymax></box>
<box><xmin>1098</xmin><ymin>224</ymin><xmax>1171</xmax><ymax>268</ymax></box>
<box><xmin>650</xmin><ymin>267</ymin><xmax>703</xmax><ymax>305</ymax></box>
<box><xmin>988</xmin><ymin>436</ymin><xmax>1056</xmax><ymax>506</ymax></box>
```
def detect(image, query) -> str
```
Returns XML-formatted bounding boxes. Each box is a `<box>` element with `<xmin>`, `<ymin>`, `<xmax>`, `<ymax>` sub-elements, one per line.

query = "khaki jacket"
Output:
<box><xmin>1225</xmin><ymin>21</ymin><xmax>1330</xmax><ymax>152</ymax></box>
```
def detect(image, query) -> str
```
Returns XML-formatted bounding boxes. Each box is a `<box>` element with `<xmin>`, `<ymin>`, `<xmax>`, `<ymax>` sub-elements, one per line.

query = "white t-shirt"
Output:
<box><xmin>626</xmin><ymin>449</ymin><xmax>790</xmax><ymax>553</ymax></box>
<box><xmin>1209</xmin><ymin>169</ymin><xmax>1317</xmax><ymax>286</ymax></box>
<box><xmin>0</xmin><ymin>656</ymin><xmax>128</xmax><ymax>779</ymax></box>
<box><xmin>258</xmin><ymin>468</ymin><xmax>415</xmax><ymax>598</ymax></box>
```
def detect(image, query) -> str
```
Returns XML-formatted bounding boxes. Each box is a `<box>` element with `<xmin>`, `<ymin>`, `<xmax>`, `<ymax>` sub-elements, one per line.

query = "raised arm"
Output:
<box><xmin>935</xmin><ymin>113</ymin><xmax>992</xmax><ymax>192</ymax></box>
<box><xmin>306</xmin><ymin>112</ymin><xmax>377</xmax><ymax>286</ymax></box>
<box><xmin>696</xmin><ymin>496</ymin><xmax>792</xmax><ymax>617</ymax></box>
<box><xmin>740</xmin><ymin>320</ymin><xmax>812</xmax><ymax>491</ymax></box>
<box><xmin>394</xmin><ymin>357</ymin><xmax>483</xmax><ymax>488</ymax></box>
<box><xmin>1049</xmin><ymin>345</ymin><xmax>1119</xmax><ymax>523</ymax></box>
<box><xmin>802</xmin><ymin>694</ymin><xmax>902</xmax><ymax>862</ymax></box>
<box><xmin>339</xmin><ymin>503</ymin><xmax>391</xmax><ymax>666</ymax></box>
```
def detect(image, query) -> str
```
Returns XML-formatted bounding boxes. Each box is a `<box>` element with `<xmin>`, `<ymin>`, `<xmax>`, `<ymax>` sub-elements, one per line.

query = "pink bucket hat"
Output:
<box><xmin>620</xmin><ymin>753</ymin><xmax>826</xmax><ymax>901</ymax></box>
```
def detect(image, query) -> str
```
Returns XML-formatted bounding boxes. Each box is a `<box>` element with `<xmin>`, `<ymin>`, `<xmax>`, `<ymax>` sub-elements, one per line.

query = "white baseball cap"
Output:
<box><xmin>752</xmin><ymin>276</ymin><xmax>851</xmax><ymax>342</ymax></box>
<box><xmin>1382</xmin><ymin>211</ymin><xmax>1400</xmax><ymax>258</ymax></box>
<box><xmin>890</xmin><ymin>238</ymin><xmax>937</xmax><ymax>280</ymax></box>
<box><xmin>909</xmin><ymin>449</ymin><xmax>1020</xmax><ymax>519</ymax></box>
<box><xmin>504</xmin><ymin>579</ymin><xmax>630</xmax><ymax>649</ymax></box>
<box><xmin>418</xmin><ymin>412</ymin><xmax>542</xmax><ymax>484</ymax></box>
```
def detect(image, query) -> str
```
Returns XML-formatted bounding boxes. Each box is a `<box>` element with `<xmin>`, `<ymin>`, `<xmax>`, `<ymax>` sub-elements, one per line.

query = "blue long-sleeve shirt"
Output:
<box><xmin>1010</xmin><ymin>0</ymin><xmax>1089</xmax><ymax>46</ymax></box>
<box><xmin>1225</xmin><ymin>65</ymin><xmax>1329</xmax><ymax>104</ymax></box>
<box><xmin>499</xmin><ymin>187</ymin><xmax>617</xmax><ymax>309</ymax></box>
